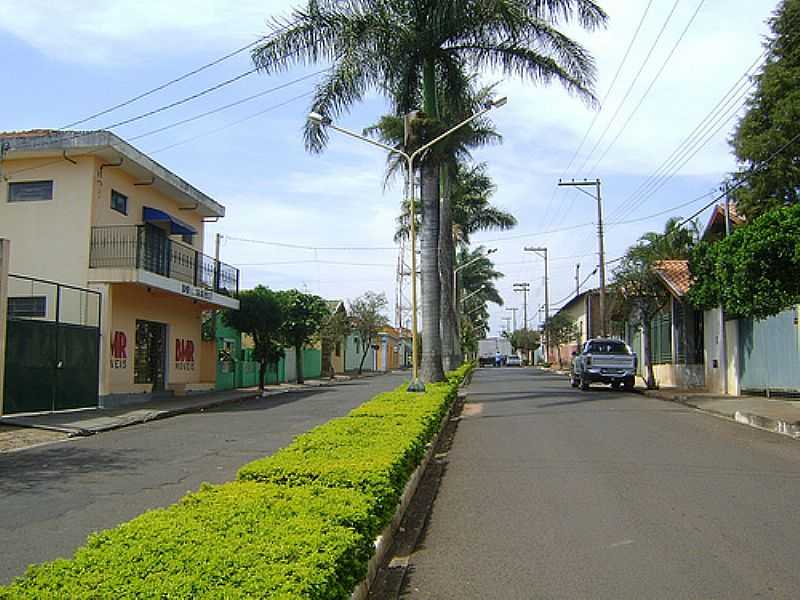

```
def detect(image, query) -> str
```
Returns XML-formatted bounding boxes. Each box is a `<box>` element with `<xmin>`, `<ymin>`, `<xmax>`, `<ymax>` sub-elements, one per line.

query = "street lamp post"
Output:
<box><xmin>460</xmin><ymin>284</ymin><xmax>486</xmax><ymax>305</ymax></box>
<box><xmin>310</xmin><ymin>96</ymin><xmax>507</xmax><ymax>392</ymax></box>
<box><xmin>453</xmin><ymin>248</ymin><xmax>497</xmax><ymax>315</ymax></box>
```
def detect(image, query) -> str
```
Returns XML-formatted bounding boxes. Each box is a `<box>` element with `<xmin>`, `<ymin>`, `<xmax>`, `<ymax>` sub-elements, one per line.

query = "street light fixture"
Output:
<box><xmin>460</xmin><ymin>284</ymin><xmax>486</xmax><ymax>305</ymax></box>
<box><xmin>310</xmin><ymin>98</ymin><xmax>508</xmax><ymax>391</ymax></box>
<box><xmin>454</xmin><ymin>248</ymin><xmax>496</xmax><ymax>314</ymax></box>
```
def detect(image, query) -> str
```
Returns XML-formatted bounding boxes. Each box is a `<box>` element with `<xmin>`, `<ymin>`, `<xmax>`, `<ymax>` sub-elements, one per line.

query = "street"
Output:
<box><xmin>402</xmin><ymin>367</ymin><xmax>800</xmax><ymax>599</ymax></box>
<box><xmin>0</xmin><ymin>373</ymin><xmax>406</xmax><ymax>585</ymax></box>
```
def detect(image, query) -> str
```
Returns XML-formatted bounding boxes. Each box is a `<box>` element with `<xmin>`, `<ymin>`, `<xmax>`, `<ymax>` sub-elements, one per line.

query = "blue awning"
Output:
<box><xmin>142</xmin><ymin>207</ymin><xmax>197</xmax><ymax>236</ymax></box>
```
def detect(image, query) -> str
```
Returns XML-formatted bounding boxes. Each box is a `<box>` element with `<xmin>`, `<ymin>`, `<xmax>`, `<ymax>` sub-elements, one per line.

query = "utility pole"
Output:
<box><xmin>575</xmin><ymin>263</ymin><xmax>581</xmax><ymax>296</ymax></box>
<box><xmin>512</xmin><ymin>282</ymin><xmax>530</xmax><ymax>331</ymax></box>
<box><xmin>558</xmin><ymin>179</ymin><xmax>606</xmax><ymax>336</ymax></box>
<box><xmin>506</xmin><ymin>307</ymin><xmax>518</xmax><ymax>332</ymax></box>
<box><xmin>524</xmin><ymin>246</ymin><xmax>549</xmax><ymax>359</ymax></box>
<box><xmin>502</xmin><ymin>316</ymin><xmax>512</xmax><ymax>335</ymax></box>
<box><xmin>720</xmin><ymin>184</ymin><xmax>730</xmax><ymax>395</ymax></box>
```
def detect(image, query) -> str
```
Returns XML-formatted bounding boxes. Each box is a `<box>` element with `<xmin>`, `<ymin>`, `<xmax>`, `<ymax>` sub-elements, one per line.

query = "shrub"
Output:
<box><xmin>1</xmin><ymin>482</ymin><xmax>373</xmax><ymax>600</ymax></box>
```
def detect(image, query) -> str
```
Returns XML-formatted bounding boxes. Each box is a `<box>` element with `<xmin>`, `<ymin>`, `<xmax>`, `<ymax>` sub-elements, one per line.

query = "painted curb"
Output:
<box><xmin>350</xmin><ymin>387</ymin><xmax>464</xmax><ymax>600</ymax></box>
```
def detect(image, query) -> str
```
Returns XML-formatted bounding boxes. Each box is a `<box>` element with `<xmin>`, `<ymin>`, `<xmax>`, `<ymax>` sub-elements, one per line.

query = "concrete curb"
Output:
<box><xmin>350</xmin><ymin>388</ymin><xmax>465</xmax><ymax>600</ymax></box>
<box><xmin>643</xmin><ymin>390</ymin><xmax>800</xmax><ymax>440</ymax></box>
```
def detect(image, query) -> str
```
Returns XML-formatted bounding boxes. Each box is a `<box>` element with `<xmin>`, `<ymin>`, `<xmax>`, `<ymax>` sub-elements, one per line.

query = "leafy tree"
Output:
<box><xmin>349</xmin><ymin>292</ymin><xmax>390</xmax><ymax>374</ymax></box>
<box><xmin>278</xmin><ymin>290</ymin><xmax>329</xmax><ymax>384</ymax></box>
<box><xmin>688</xmin><ymin>203</ymin><xmax>800</xmax><ymax>319</ymax></box>
<box><xmin>223</xmin><ymin>286</ymin><xmax>285</xmax><ymax>392</ymax></box>
<box><xmin>730</xmin><ymin>0</ymin><xmax>800</xmax><ymax>220</ymax></box>
<box><xmin>543</xmin><ymin>313</ymin><xmax>578</xmax><ymax>369</ymax></box>
<box><xmin>509</xmin><ymin>328</ymin><xmax>541</xmax><ymax>359</ymax></box>
<box><xmin>319</xmin><ymin>305</ymin><xmax>351</xmax><ymax>378</ymax></box>
<box><xmin>251</xmin><ymin>0</ymin><xmax>606</xmax><ymax>383</ymax></box>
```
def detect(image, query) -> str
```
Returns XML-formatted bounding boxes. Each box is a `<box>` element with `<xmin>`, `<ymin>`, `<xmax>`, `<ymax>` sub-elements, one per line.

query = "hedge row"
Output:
<box><xmin>1</xmin><ymin>363</ymin><xmax>474</xmax><ymax>600</ymax></box>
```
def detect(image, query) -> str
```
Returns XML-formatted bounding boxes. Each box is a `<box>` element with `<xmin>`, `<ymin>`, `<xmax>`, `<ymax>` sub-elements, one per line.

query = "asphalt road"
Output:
<box><xmin>0</xmin><ymin>372</ymin><xmax>406</xmax><ymax>584</ymax></box>
<box><xmin>402</xmin><ymin>367</ymin><xmax>800</xmax><ymax>599</ymax></box>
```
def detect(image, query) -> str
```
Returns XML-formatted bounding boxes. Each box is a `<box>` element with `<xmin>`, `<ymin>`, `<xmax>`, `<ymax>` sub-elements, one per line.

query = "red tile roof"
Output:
<box><xmin>653</xmin><ymin>260</ymin><xmax>692</xmax><ymax>298</ymax></box>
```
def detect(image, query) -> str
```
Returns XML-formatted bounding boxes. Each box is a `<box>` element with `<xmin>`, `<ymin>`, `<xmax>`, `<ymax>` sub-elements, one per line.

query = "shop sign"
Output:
<box><xmin>110</xmin><ymin>331</ymin><xmax>127</xmax><ymax>369</ymax></box>
<box><xmin>180</xmin><ymin>283</ymin><xmax>213</xmax><ymax>301</ymax></box>
<box><xmin>175</xmin><ymin>338</ymin><xmax>195</xmax><ymax>370</ymax></box>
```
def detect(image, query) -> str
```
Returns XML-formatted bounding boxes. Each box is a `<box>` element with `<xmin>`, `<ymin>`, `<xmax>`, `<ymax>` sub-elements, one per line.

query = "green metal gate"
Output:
<box><xmin>3</xmin><ymin>275</ymin><xmax>101</xmax><ymax>414</ymax></box>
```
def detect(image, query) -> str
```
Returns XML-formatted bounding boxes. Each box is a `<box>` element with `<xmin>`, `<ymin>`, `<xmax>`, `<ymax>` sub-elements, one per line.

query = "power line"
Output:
<box><xmin>542</xmin><ymin>0</ymin><xmax>655</xmax><ymax>232</ymax></box>
<box><xmin>224</xmin><ymin>235</ymin><xmax>398</xmax><ymax>251</ymax></box>
<box><xmin>59</xmin><ymin>23</ymin><xmax>293</xmax><ymax>129</ymax></box>
<box><xmin>587</xmin><ymin>0</ymin><xmax>706</xmax><ymax>174</ymax></box>
<box><xmin>575</xmin><ymin>0</ymin><xmax>682</xmax><ymax>177</ymax></box>
<box><xmin>235</xmin><ymin>259</ymin><xmax>395</xmax><ymax>267</ymax></box>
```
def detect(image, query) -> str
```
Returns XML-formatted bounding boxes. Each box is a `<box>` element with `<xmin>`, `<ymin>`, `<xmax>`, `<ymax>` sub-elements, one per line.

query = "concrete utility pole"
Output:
<box><xmin>502</xmin><ymin>316</ymin><xmax>512</xmax><ymax>335</ymax></box>
<box><xmin>506</xmin><ymin>307</ymin><xmax>518</xmax><ymax>332</ymax></box>
<box><xmin>558</xmin><ymin>179</ymin><xmax>606</xmax><ymax>336</ymax></box>
<box><xmin>719</xmin><ymin>184</ymin><xmax>730</xmax><ymax>395</ymax></box>
<box><xmin>575</xmin><ymin>263</ymin><xmax>581</xmax><ymax>297</ymax></box>
<box><xmin>512</xmin><ymin>282</ymin><xmax>530</xmax><ymax>330</ymax></box>
<box><xmin>524</xmin><ymin>246</ymin><xmax>550</xmax><ymax>358</ymax></box>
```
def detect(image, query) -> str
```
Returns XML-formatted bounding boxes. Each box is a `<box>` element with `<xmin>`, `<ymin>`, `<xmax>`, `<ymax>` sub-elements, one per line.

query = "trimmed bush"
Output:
<box><xmin>1</xmin><ymin>482</ymin><xmax>373</xmax><ymax>600</ymax></box>
<box><xmin>238</xmin><ymin>382</ymin><xmax>457</xmax><ymax>533</ymax></box>
<box><xmin>1</xmin><ymin>366</ymin><xmax>473</xmax><ymax>599</ymax></box>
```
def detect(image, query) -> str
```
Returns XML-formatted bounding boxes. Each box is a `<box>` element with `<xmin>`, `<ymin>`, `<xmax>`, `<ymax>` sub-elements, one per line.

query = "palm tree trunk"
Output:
<box><xmin>420</xmin><ymin>160</ymin><xmax>445</xmax><ymax>383</ymax></box>
<box><xmin>439</xmin><ymin>165</ymin><xmax>460</xmax><ymax>371</ymax></box>
<box><xmin>642</xmin><ymin>321</ymin><xmax>656</xmax><ymax>389</ymax></box>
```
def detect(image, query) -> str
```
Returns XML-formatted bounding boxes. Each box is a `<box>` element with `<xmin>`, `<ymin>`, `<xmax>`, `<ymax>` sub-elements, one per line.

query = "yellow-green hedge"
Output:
<box><xmin>1</xmin><ymin>365</ymin><xmax>474</xmax><ymax>599</ymax></box>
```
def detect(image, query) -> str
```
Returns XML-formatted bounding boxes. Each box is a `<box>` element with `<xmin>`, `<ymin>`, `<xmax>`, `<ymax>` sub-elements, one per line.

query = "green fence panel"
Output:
<box><xmin>3</xmin><ymin>320</ymin><xmax>57</xmax><ymax>413</ymax></box>
<box><xmin>302</xmin><ymin>349</ymin><xmax>322</xmax><ymax>379</ymax></box>
<box><xmin>56</xmin><ymin>324</ymin><xmax>100</xmax><ymax>411</ymax></box>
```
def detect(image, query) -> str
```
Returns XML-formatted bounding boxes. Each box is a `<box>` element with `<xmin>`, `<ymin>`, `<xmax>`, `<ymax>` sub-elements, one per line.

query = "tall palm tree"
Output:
<box><xmin>252</xmin><ymin>0</ymin><xmax>606</xmax><ymax>382</ymax></box>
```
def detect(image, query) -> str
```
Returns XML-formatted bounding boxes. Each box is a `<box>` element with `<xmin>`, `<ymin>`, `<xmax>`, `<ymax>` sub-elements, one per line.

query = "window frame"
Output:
<box><xmin>7</xmin><ymin>296</ymin><xmax>47</xmax><ymax>319</ymax></box>
<box><xmin>8</xmin><ymin>180</ymin><xmax>54</xmax><ymax>203</ymax></box>
<box><xmin>110</xmin><ymin>189</ymin><xmax>128</xmax><ymax>215</ymax></box>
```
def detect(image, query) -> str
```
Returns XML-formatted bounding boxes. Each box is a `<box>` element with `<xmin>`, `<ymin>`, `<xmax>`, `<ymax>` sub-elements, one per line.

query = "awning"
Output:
<box><xmin>142</xmin><ymin>207</ymin><xmax>197</xmax><ymax>236</ymax></box>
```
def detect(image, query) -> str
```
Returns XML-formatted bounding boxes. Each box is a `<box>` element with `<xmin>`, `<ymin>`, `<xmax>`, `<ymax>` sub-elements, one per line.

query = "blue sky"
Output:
<box><xmin>0</xmin><ymin>0</ymin><xmax>777</xmax><ymax>335</ymax></box>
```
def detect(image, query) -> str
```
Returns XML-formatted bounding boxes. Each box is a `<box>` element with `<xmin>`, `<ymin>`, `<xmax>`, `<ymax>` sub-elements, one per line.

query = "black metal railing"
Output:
<box><xmin>89</xmin><ymin>225</ymin><xmax>239</xmax><ymax>297</ymax></box>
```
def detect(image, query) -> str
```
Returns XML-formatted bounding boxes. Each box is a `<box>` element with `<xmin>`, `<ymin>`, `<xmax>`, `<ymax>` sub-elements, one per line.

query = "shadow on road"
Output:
<box><xmin>0</xmin><ymin>446</ymin><xmax>146</xmax><ymax>494</ymax></box>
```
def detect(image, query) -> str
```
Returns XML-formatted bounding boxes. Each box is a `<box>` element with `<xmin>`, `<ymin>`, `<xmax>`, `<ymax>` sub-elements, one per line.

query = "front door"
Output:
<box><xmin>134</xmin><ymin>320</ymin><xmax>166</xmax><ymax>392</ymax></box>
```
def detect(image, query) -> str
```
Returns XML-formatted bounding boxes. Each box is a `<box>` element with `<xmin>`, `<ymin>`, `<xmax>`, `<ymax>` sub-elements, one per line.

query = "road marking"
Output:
<box><xmin>461</xmin><ymin>403</ymin><xmax>484</xmax><ymax>417</ymax></box>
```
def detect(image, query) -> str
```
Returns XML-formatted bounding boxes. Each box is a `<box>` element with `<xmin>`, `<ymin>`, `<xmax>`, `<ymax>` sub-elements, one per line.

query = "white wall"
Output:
<box><xmin>703</xmin><ymin>308</ymin><xmax>740</xmax><ymax>395</ymax></box>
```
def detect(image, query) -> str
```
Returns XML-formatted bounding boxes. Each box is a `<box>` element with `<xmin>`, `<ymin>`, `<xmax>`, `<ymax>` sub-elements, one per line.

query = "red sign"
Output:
<box><xmin>175</xmin><ymin>339</ymin><xmax>195</xmax><ymax>370</ymax></box>
<box><xmin>110</xmin><ymin>331</ymin><xmax>127</xmax><ymax>369</ymax></box>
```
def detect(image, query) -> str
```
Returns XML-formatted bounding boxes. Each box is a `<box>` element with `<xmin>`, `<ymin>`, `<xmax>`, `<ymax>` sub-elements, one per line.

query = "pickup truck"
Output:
<box><xmin>570</xmin><ymin>338</ymin><xmax>637</xmax><ymax>391</ymax></box>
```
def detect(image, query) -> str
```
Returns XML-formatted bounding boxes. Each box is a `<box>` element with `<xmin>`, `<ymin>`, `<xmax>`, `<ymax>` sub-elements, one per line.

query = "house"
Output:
<box><xmin>375</xmin><ymin>326</ymin><xmax>411</xmax><ymax>372</ymax></box>
<box><xmin>547</xmin><ymin>288</ymin><xmax>600</xmax><ymax>366</ymax></box>
<box><xmin>0</xmin><ymin>130</ymin><xmax>239</xmax><ymax>412</ymax></box>
<box><xmin>700</xmin><ymin>203</ymin><xmax>800</xmax><ymax>396</ymax></box>
<box><xmin>622</xmin><ymin>260</ymin><xmax>705</xmax><ymax>389</ymax></box>
<box><xmin>344</xmin><ymin>330</ymin><xmax>376</xmax><ymax>373</ymax></box>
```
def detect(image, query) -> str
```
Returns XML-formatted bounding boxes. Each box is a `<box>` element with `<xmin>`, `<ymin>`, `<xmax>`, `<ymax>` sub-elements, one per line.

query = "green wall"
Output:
<box><xmin>214</xmin><ymin>316</ymin><xmax>286</xmax><ymax>390</ymax></box>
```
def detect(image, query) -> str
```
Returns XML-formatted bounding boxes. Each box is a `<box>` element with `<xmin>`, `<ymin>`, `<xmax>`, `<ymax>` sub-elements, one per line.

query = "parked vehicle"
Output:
<box><xmin>506</xmin><ymin>354</ymin><xmax>522</xmax><ymax>367</ymax></box>
<box><xmin>570</xmin><ymin>338</ymin><xmax>637</xmax><ymax>391</ymax></box>
<box><xmin>478</xmin><ymin>337</ymin><xmax>513</xmax><ymax>367</ymax></box>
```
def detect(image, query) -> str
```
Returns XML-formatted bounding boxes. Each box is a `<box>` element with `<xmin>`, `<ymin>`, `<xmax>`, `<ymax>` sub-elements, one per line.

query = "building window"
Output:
<box><xmin>111</xmin><ymin>190</ymin><xmax>128</xmax><ymax>215</ymax></box>
<box><xmin>8</xmin><ymin>180</ymin><xmax>53</xmax><ymax>202</ymax></box>
<box><xmin>7</xmin><ymin>296</ymin><xmax>46</xmax><ymax>318</ymax></box>
<box><xmin>649</xmin><ymin>310</ymin><xmax>673</xmax><ymax>365</ymax></box>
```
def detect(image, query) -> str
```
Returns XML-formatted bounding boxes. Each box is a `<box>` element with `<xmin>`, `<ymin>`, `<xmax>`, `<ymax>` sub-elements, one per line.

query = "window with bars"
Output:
<box><xmin>8</xmin><ymin>180</ymin><xmax>53</xmax><ymax>202</ymax></box>
<box><xmin>8</xmin><ymin>296</ymin><xmax>46</xmax><ymax>318</ymax></box>
<box><xmin>649</xmin><ymin>310</ymin><xmax>673</xmax><ymax>365</ymax></box>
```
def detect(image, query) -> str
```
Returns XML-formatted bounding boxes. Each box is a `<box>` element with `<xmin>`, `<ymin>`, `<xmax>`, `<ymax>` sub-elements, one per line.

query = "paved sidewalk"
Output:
<box><xmin>644</xmin><ymin>389</ymin><xmax>800</xmax><ymax>439</ymax></box>
<box><xmin>0</xmin><ymin>372</ymin><xmax>383</xmax><ymax>439</ymax></box>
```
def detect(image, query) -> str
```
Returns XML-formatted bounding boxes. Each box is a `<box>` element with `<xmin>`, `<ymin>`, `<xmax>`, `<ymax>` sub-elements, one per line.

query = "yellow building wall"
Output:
<box><xmin>0</xmin><ymin>156</ymin><xmax>96</xmax><ymax>286</ymax></box>
<box><xmin>105</xmin><ymin>283</ymin><xmax>209</xmax><ymax>395</ymax></box>
<box><xmin>91</xmin><ymin>159</ymin><xmax>205</xmax><ymax>250</ymax></box>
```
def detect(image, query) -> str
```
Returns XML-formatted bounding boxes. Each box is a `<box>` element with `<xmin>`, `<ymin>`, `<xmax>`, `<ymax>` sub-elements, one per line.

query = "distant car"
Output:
<box><xmin>570</xmin><ymin>338</ymin><xmax>636</xmax><ymax>391</ymax></box>
<box><xmin>506</xmin><ymin>355</ymin><xmax>522</xmax><ymax>367</ymax></box>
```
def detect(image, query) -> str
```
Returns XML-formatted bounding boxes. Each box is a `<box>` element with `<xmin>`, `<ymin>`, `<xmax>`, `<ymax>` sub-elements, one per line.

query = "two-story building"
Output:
<box><xmin>0</xmin><ymin>130</ymin><xmax>239</xmax><ymax>411</ymax></box>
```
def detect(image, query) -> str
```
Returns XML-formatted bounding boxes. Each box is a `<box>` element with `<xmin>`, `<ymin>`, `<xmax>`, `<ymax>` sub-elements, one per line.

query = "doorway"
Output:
<box><xmin>134</xmin><ymin>320</ymin><xmax>167</xmax><ymax>392</ymax></box>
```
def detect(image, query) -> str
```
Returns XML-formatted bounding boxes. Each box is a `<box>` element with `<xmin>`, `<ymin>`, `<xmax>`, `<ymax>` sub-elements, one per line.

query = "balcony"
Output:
<box><xmin>89</xmin><ymin>225</ymin><xmax>239</xmax><ymax>306</ymax></box>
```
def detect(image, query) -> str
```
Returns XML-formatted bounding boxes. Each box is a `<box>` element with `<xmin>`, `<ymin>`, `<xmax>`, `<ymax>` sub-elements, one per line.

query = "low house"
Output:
<box><xmin>344</xmin><ymin>330</ymin><xmax>376</xmax><ymax>373</ymax></box>
<box><xmin>0</xmin><ymin>130</ymin><xmax>239</xmax><ymax>413</ymax></box>
<box><xmin>547</xmin><ymin>289</ymin><xmax>600</xmax><ymax>366</ymax></box>
<box><xmin>623</xmin><ymin>260</ymin><xmax>705</xmax><ymax>389</ymax></box>
<box><xmin>700</xmin><ymin>203</ymin><xmax>800</xmax><ymax>395</ymax></box>
<box><xmin>375</xmin><ymin>326</ymin><xmax>411</xmax><ymax>372</ymax></box>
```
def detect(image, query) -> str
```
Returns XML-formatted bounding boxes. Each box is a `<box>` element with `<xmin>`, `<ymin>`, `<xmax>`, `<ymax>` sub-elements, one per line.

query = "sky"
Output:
<box><xmin>0</xmin><ymin>0</ymin><xmax>778</xmax><ymax>336</ymax></box>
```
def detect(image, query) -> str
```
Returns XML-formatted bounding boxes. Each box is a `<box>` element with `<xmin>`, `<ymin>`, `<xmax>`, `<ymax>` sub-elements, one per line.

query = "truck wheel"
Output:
<box><xmin>579</xmin><ymin>375</ymin><xmax>590</xmax><ymax>391</ymax></box>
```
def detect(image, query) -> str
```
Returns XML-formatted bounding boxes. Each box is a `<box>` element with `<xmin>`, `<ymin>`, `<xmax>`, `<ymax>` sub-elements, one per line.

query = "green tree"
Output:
<box><xmin>543</xmin><ymin>313</ymin><xmax>578</xmax><ymax>369</ymax></box>
<box><xmin>278</xmin><ymin>290</ymin><xmax>329</xmax><ymax>384</ymax></box>
<box><xmin>730</xmin><ymin>0</ymin><xmax>800</xmax><ymax>220</ymax></box>
<box><xmin>688</xmin><ymin>203</ymin><xmax>800</xmax><ymax>319</ymax></box>
<box><xmin>251</xmin><ymin>0</ymin><xmax>606</xmax><ymax>383</ymax></box>
<box><xmin>509</xmin><ymin>328</ymin><xmax>541</xmax><ymax>360</ymax></box>
<box><xmin>349</xmin><ymin>292</ymin><xmax>390</xmax><ymax>374</ymax></box>
<box><xmin>319</xmin><ymin>305</ymin><xmax>350</xmax><ymax>378</ymax></box>
<box><xmin>222</xmin><ymin>286</ymin><xmax>285</xmax><ymax>392</ymax></box>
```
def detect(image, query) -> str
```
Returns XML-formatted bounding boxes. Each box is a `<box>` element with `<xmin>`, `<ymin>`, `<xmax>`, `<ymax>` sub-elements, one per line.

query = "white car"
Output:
<box><xmin>506</xmin><ymin>355</ymin><xmax>522</xmax><ymax>367</ymax></box>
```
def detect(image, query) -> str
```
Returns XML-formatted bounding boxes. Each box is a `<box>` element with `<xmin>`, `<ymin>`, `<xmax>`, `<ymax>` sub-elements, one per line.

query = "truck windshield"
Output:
<box><xmin>586</xmin><ymin>341</ymin><xmax>630</xmax><ymax>354</ymax></box>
